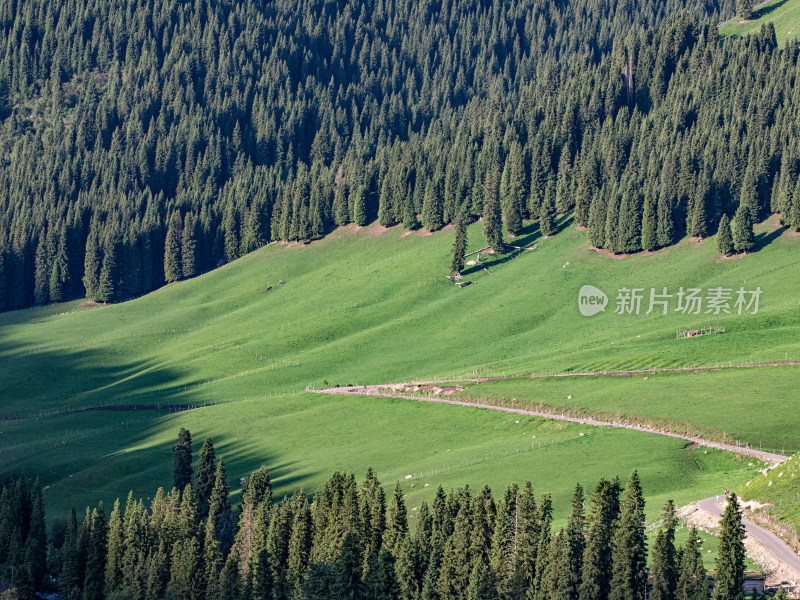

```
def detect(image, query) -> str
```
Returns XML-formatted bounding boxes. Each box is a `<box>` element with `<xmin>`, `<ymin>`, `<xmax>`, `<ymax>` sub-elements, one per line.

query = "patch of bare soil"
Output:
<box><xmin>688</xmin><ymin>236</ymin><xmax>705</xmax><ymax>246</ymax></box>
<box><xmin>80</xmin><ymin>300</ymin><xmax>105</xmax><ymax>308</ymax></box>
<box><xmin>588</xmin><ymin>246</ymin><xmax>630</xmax><ymax>259</ymax></box>
<box><xmin>575</xmin><ymin>225</ymin><xmax>587</xmax><ymax>231</ymax></box>
<box><xmin>719</xmin><ymin>252</ymin><xmax>747</xmax><ymax>261</ymax></box>
<box><xmin>343</xmin><ymin>383</ymin><xmax>465</xmax><ymax>396</ymax></box>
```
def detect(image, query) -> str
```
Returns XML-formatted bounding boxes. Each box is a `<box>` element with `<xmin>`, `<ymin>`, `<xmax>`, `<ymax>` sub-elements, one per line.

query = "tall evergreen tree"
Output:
<box><xmin>650</xmin><ymin>500</ymin><xmax>678</xmax><ymax>600</ymax></box>
<box><xmin>609</xmin><ymin>471</ymin><xmax>647</xmax><ymax>600</ymax></box>
<box><xmin>164</xmin><ymin>212</ymin><xmax>183</xmax><ymax>283</ymax></box>
<box><xmin>676</xmin><ymin>528</ymin><xmax>707</xmax><ymax>600</ymax></box>
<box><xmin>195</xmin><ymin>438</ymin><xmax>216</xmax><ymax>518</ymax></box>
<box><xmin>83</xmin><ymin>503</ymin><xmax>108</xmax><ymax>600</ymax></box>
<box><xmin>450</xmin><ymin>212</ymin><xmax>468</xmax><ymax>275</ymax></box>
<box><xmin>715</xmin><ymin>214</ymin><xmax>734</xmax><ymax>256</ymax></box>
<box><xmin>173</xmin><ymin>428</ymin><xmax>193</xmax><ymax>492</ymax></box>
<box><xmin>732</xmin><ymin>204</ymin><xmax>755</xmax><ymax>254</ymax></box>
<box><xmin>712</xmin><ymin>494</ymin><xmax>745</xmax><ymax>600</ymax></box>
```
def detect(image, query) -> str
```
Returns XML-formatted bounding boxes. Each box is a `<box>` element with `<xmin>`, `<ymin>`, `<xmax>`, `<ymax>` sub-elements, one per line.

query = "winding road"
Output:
<box><xmin>312</xmin><ymin>386</ymin><xmax>788</xmax><ymax>464</ymax></box>
<box><xmin>698</xmin><ymin>497</ymin><xmax>800</xmax><ymax>577</ymax></box>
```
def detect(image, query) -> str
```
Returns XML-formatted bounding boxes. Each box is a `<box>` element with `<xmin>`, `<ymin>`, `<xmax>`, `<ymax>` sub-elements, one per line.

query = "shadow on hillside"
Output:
<box><xmin>0</xmin><ymin>334</ymin><xmax>321</xmax><ymax>515</ymax></box>
<box><xmin>754</xmin><ymin>224</ymin><xmax>787</xmax><ymax>251</ymax></box>
<box><xmin>754</xmin><ymin>0</ymin><xmax>789</xmax><ymax>20</ymax></box>
<box><xmin>0</xmin><ymin>337</ymin><xmax>202</xmax><ymax>417</ymax></box>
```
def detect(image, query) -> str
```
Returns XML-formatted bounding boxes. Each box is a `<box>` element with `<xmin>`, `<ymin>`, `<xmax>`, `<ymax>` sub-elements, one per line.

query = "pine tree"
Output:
<box><xmin>49</xmin><ymin>227</ymin><xmax>70</xmax><ymax>302</ymax></box>
<box><xmin>736</xmin><ymin>0</ymin><xmax>753</xmax><ymax>20</ymax></box>
<box><xmin>334</xmin><ymin>531</ymin><xmax>363</xmax><ymax>600</ymax></box>
<box><xmin>466</xmin><ymin>561</ymin><xmax>496</xmax><ymax>600</ymax></box>
<box><xmin>540</xmin><ymin>189</ymin><xmax>557</xmax><ymax>237</ymax></box>
<box><xmin>641</xmin><ymin>193</ymin><xmax>657</xmax><ymax>251</ymax></box>
<box><xmin>26</xmin><ymin>480</ymin><xmax>47</xmax><ymax>588</ymax></box>
<box><xmin>450</xmin><ymin>212</ymin><xmax>468</xmax><ymax>275</ymax></box>
<box><xmin>96</xmin><ymin>235</ymin><xmax>117</xmax><ymax>303</ymax></box>
<box><xmin>422</xmin><ymin>180</ymin><xmax>444</xmax><ymax>232</ymax></box>
<box><xmin>394</xmin><ymin>534</ymin><xmax>419</xmax><ymax>600</ymax></box>
<box><xmin>60</xmin><ymin>508</ymin><xmax>80</xmax><ymax>599</ymax></box>
<box><xmin>483</xmin><ymin>143</ymin><xmax>504</xmax><ymax>253</ymax></box>
<box><xmin>84</xmin><ymin>503</ymin><xmax>108</xmax><ymax>600</ymax></box>
<box><xmin>82</xmin><ymin>229</ymin><xmax>101</xmax><ymax>299</ymax></box>
<box><xmin>34</xmin><ymin>236</ymin><xmax>51</xmax><ymax>305</ymax></box>
<box><xmin>676</xmin><ymin>527</ymin><xmax>707</xmax><ymax>600</ymax></box>
<box><xmin>656</xmin><ymin>195</ymin><xmax>674</xmax><ymax>248</ymax></box>
<box><xmin>650</xmin><ymin>500</ymin><xmax>678</xmax><ymax>600</ymax></box>
<box><xmin>732</xmin><ymin>203</ymin><xmax>755</xmax><ymax>254</ymax></box>
<box><xmin>173</xmin><ymin>428</ymin><xmax>193</xmax><ymax>492</ymax></box>
<box><xmin>104</xmin><ymin>498</ymin><xmax>124</xmax><ymax>594</ymax></box>
<box><xmin>609</xmin><ymin>471</ymin><xmax>647</xmax><ymax>600</ymax></box>
<box><xmin>195</xmin><ymin>438</ymin><xmax>216</xmax><ymax>518</ymax></box>
<box><xmin>182</xmin><ymin>212</ymin><xmax>198</xmax><ymax>279</ymax></box>
<box><xmin>715</xmin><ymin>214</ymin><xmax>733</xmax><ymax>256</ymax></box>
<box><xmin>353</xmin><ymin>185</ymin><xmax>369</xmax><ymax>227</ymax></box>
<box><xmin>164</xmin><ymin>212</ymin><xmax>183</xmax><ymax>283</ymax></box>
<box><xmin>500</xmin><ymin>149</ymin><xmax>523</xmax><ymax>236</ymax></box>
<box><xmin>712</xmin><ymin>494</ymin><xmax>745</xmax><ymax>600</ymax></box>
<box><xmin>560</xmin><ymin>483</ymin><xmax>585</xmax><ymax>600</ymax></box>
<box><xmin>364</xmin><ymin>549</ymin><xmax>400</xmax><ymax>600</ymax></box>
<box><xmin>209</xmin><ymin>459</ymin><xmax>235</xmax><ymax>557</ymax></box>
<box><xmin>579</xmin><ymin>478</ymin><xmax>621</xmax><ymax>600</ymax></box>
<box><xmin>384</xmin><ymin>482</ymin><xmax>408</xmax><ymax>555</ymax></box>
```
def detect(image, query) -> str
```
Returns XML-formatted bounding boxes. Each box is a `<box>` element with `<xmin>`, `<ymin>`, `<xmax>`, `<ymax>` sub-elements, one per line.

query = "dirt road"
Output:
<box><xmin>311</xmin><ymin>386</ymin><xmax>788</xmax><ymax>464</ymax></box>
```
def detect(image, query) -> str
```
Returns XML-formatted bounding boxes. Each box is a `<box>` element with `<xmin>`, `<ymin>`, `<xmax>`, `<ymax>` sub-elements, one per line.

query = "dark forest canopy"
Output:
<box><xmin>0</xmin><ymin>429</ymin><xmax>751</xmax><ymax>600</ymax></box>
<box><xmin>0</xmin><ymin>0</ymin><xmax>799</xmax><ymax>310</ymax></box>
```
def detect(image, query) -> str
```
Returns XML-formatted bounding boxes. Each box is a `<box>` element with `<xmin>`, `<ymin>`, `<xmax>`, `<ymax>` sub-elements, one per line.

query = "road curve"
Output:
<box><xmin>698</xmin><ymin>497</ymin><xmax>800</xmax><ymax>576</ymax></box>
<box><xmin>311</xmin><ymin>387</ymin><xmax>789</xmax><ymax>464</ymax></box>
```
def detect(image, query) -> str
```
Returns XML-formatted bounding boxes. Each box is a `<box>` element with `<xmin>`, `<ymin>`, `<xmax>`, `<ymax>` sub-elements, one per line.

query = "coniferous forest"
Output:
<box><xmin>0</xmin><ymin>429</ymin><xmax>753</xmax><ymax>600</ymax></box>
<box><xmin>1</xmin><ymin>0</ymin><xmax>800</xmax><ymax>310</ymax></box>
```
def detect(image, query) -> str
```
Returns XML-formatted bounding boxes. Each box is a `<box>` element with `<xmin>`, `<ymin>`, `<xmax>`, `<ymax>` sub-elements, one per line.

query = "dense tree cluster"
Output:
<box><xmin>2</xmin><ymin>0</ymin><xmax>799</xmax><ymax>310</ymax></box>
<box><xmin>0</xmin><ymin>429</ymin><xmax>753</xmax><ymax>600</ymax></box>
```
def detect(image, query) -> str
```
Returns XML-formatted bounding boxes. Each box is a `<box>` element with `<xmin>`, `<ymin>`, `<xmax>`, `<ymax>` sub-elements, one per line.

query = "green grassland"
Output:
<box><xmin>720</xmin><ymin>0</ymin><xmax>800</xmax><ymax>46</ymax></box>
<box><xmin>738</xmin><ymin>453</ymin><xmax>800</xmax><ymax>531</ymax></box>
<box><xmin>1</xmin><ymin>215</ymin><xmax>798</xmax><ymax>524</ymax></box>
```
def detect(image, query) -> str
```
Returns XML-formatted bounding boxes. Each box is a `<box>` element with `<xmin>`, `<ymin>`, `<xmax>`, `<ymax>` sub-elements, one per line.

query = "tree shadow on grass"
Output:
<box><xmin>754</xmin><ymin>224</ymin><xmax>787</xmax><ymax>251</ymax></box>
<box><xmin>754</xmin><ymin>0</ymin><xmax>789</xmax><ymax>20</ymax></box>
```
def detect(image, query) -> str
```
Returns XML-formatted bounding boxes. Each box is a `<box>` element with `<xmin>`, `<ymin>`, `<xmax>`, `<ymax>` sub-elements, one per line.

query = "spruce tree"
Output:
<box><xmin>450</xmin><ymin>212</ymin><xmax>468</xmax><ymax>275</ymax></box>
<box><xmin>164</xmin><ymin>212</ymin><xmax>183</xmax><ymax>283</ymax></box>
<box><xmin>579</xmin><ymin>478</ymin><xmax>621</xmax><ymax>600</ymax></box>
<box><xmin>26</xmin><ymin>480</ymin><xmax>47</xmax><ymax>588</ymax></box>
<box><xmin>656</xmin><ymin>195</ymin><xmax>674</xmax><ymax>248</ymax></box>
<box><xmin>422</xmin><ymin>180</ymin><xmax>444</xmax><ymax>232</ymax></box>
<box><xmin>712</xmin><ymin>494</ymin><xmax>745</xmax><ymax>600</ymax></box>
<box><xmin>83</xmin><ymin>503</ymin><xmax>108</xmax><ymax>600</ymax></box>
<box><xmin>732</xmin><ymin>204</ymin><xmax>755</xmax><ymax>254</ymax></box>
<box><xmin>384</xmin><ymin>482</ymin><xmax>408</xmax><ymax>555</ymax></box>
<box><xmin>173</xmin><ymin>428</ymin><xmax>193</xmax><ymax>492</ymax></box>
<box><xmin>609</xmin><ymin>471</ymin><xmax>647</xmax><ymax>600</ymax></box>
<box><xmin>104</xmin><ymin>498</ymin><xmax>124</xmax><ymax>594</ymax></box>
<box><xmin>334</xmin><ymin>531</ymin><xmax>363</xmax><ymax>600</ymax></box>
<box><xmin>736</xmin><ymin>0</ymin><xmax>753</xmax><ymax>20</ymax></box>
<box><xmin>540</xmin><ymin>190</ymin><xmax>557</xmax><ymax>237</ymax></box>
<box><xmin>195</xmin><ymin>438</ymin><xmax>216</xmax><ymax>518</ymax></box>
<box><xmin>650</xmin><ymin>500</ymin><xmax>678</xmax><ymax>600</ymax></box>
<box><xmin>466</xmin><ymin>561</ymin><xmax>496</xmax><ymax>600</ymax></box>
<box><xmin>641</xmin><ymin>193</ymin><xmax>657</xmax><ymax>251</ymax></box>
<box><xmin>181</xmin><ymin>212</ymin><xmax>197</xmax><ymax>279</ymax></box>
<box><xmin>60</xmin><ymin>508</ymin><xmax>80</xmax><ymax>600</ymax></box>
<box><xmin>561</xmin><ymin>483</ymin><xmax>585</xmax><ymax>600</ymax></box>
<box><xmin>353</xmin><ymin>185</ymin><xmax>369</xmax><ymax>227</ymax></box>
<box><xmin>676</xmin><ymin>527</ymin><xmax>707</xmax><ymax>600</ymax></box>
<box><xmin>209</xmin><ymin>459</ymin><xmax>235</xmax><ymax>557</ymax></box>
<box><xmin>715</xmin><ymin>214</ymin><xmax>733</xmax><ymax>256</ymax></box>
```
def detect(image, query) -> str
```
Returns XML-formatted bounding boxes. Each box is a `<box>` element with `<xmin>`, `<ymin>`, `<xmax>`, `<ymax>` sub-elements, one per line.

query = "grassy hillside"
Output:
<box><xmin>738</xmin><ymin>453</ymin><xmax>800</xmax><ymax>535</ymax></box>
<box><xmin>1</xmin><ymin>216</ymin><xmax>798</xmax><ymax>522</ymax></box>
<box><xmin>719</xmin><ymin>0</ymin><xmax>800</xmax><ymax>45</ymax></box>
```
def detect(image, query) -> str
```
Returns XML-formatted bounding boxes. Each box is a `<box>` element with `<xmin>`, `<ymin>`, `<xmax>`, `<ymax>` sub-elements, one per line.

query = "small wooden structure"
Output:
<box><xmin>676</xmin><ymin>326</ymin><xmax>725</xmax><ymax>340</ymax></box>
